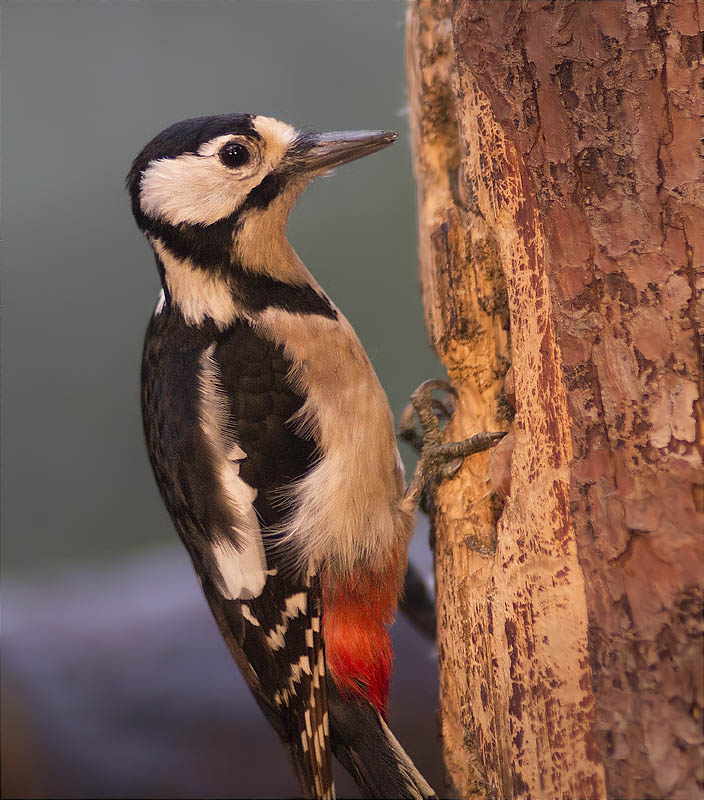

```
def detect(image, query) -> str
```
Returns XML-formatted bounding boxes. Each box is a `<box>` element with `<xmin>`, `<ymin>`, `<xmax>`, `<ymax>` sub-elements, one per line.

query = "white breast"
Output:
<box><xmin>255</xmin><ymin>308</ymin><xmax>414</xmax><ymax>577</ymax></box>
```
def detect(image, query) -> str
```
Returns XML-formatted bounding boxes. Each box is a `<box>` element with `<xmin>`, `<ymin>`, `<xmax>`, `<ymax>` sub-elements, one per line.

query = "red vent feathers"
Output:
<box><xmin>322</xmin><ymin>566</ymin><xmax>402</xmax><ymax>716</ymax></box>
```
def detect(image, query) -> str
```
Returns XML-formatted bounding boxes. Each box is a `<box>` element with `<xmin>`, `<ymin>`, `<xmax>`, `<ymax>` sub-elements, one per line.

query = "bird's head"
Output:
<box><xmin>127</xmin><ymin>114</ymin><xmax>397</xmax><ymax>270</ymax></box>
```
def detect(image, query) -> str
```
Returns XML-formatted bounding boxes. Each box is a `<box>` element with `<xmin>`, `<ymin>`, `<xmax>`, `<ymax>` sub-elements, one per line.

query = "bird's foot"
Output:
<box><xmin>399</xmin><ymin>379</ymin><xmax>506</xmax><ymax>510</ymax></box>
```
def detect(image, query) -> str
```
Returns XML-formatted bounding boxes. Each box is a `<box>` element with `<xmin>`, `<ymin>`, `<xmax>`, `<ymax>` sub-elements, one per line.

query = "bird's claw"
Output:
<box><xmin>400</xmin><ymin>380</ymin><xmax>507</xmax><ymax>510</ymax></box>
<box><xmin>398</xmin><ymin>379</ymin><xmax>457</xmax><ymax>454</ymax></box>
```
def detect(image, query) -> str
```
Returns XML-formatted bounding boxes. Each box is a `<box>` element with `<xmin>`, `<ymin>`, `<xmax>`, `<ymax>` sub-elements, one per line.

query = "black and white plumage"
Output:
<box><xmin>130</xmin><ymin>113</ymin><xmax>435</xmax><ymax>799</ymax></box>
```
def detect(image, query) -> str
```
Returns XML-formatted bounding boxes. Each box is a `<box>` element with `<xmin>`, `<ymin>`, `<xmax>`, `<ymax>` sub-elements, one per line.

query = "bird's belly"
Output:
<box><xmin>255</xmin><ymin>308</ymin><xmax>413</xmax><ymax>576</ymax></box>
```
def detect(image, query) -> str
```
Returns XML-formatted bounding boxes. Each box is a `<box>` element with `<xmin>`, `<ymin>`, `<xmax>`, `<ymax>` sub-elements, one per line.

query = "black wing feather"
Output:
<box><xmin>142</xmin><ymin>308</ymin><xmax>333</xmax><ymax>799</ymax></box>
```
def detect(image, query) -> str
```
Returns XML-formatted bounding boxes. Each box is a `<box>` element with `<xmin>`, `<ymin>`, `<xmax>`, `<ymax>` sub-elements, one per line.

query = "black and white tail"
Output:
<box><xmin>328</xmin><ymin>682</ymin><xmax>437</xmax><ymax>800</ymax></box>
<box><xmin>202</xmin><ymin>575</ymin><xmax>335</xmax><ymax>800</ymax></box>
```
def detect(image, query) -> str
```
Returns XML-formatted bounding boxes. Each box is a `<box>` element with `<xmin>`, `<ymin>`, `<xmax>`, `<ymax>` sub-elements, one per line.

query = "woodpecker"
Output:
<box><xmin>128</xmin><ymin>113</ymin><xmax>502</xmax><ymax>799</ymax></box>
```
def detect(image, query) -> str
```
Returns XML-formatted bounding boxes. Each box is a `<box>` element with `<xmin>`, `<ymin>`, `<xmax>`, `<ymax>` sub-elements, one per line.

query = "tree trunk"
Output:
<box><xmin>405</xmin><ymin>2</ymin><xmax>703</xmax><ymax>799</ymax></box>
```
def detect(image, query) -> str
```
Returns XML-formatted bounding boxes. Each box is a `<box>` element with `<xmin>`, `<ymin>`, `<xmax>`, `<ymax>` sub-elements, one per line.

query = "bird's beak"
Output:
<box><xmin>287</xmin><ymin>130</ymin><xmax>398</xmax><ymax>174</ymax></box>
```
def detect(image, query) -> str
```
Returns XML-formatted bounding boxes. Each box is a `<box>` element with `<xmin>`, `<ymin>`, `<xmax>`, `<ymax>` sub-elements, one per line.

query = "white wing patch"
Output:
<box><xmin>212</xmin><ymin>537</ymin><xmax>266</xmax><ymax>601</ymax></box>
<box><xmin>199</xmin><ymin>345</ymin><xmax>267</xmax><ymax>601</ymax></box>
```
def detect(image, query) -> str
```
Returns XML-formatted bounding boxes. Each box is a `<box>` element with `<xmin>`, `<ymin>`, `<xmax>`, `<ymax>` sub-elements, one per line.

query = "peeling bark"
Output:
<box><xmin>406</xmin><ymin>2</ymin><xmax>703</xmax><ymax>799</ymax></box>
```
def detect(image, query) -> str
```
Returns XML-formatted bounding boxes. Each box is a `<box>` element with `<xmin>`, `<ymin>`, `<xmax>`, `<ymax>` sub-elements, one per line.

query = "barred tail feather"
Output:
<box><xmin>286</xmin><ymin>592</ymin><xmax>335</xmax><ymax>800</ymax></box>
<box><xmin>288</xmin><ymin>739</ymin><xmax>335</xmax><ymax>800</ymax></box>
<box><xmin>201</xmin><ymin>576</ymin><xmax>335</xmax><ymax>800</ymax></box>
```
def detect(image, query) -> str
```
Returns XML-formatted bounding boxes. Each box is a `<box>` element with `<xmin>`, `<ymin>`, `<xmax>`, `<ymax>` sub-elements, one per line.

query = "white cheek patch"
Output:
<box><xmin>139</xmin><ymin>119</ymin><xmax>298</xmax><ymax>228</ymax></box>
<box><xmin>140</xmin><ymin>137</ymin><xmax>263</xmax><ymax>227</ymax></box>
<box><xmin>140</xmin><ymin>153</ymin><xmax>241</xmax><ymax>226</ymax></box>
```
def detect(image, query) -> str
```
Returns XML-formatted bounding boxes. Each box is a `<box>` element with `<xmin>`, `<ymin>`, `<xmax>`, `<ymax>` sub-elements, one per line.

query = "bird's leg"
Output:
<box><xmin>399</xmin><ymin>379</ymin><xmax>507</xmax><ymax>510</ymax></box>
<box><xmin>396</xmin><ymin>380</ymin><xmax>506</xmax><ymax>639</ymax></box>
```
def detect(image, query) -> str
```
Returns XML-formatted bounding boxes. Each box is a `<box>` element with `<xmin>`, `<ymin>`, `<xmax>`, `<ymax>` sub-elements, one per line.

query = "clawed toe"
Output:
<box><xmin>400</xmin><ymin>380</ymin><xmax>507</xmax><ymax>510</ymax></box>
<box><xmin>399</xmin><ymin>380</ymin><xmax>457</xmax><ymax>453</ymax></box>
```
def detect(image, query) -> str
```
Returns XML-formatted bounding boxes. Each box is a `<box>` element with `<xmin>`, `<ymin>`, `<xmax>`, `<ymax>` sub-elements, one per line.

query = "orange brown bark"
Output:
<box><xmin>406</xmin><ymin>1</ymin><xmax>703</xmax><ymax>798</ymax></box>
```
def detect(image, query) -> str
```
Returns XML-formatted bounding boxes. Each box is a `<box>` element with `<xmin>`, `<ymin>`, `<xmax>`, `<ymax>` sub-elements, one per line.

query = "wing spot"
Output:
<box><xmin>264</xmin><ymin>592</ymin><xmax>308</xmax><ymax>650</ymax></box>
<box><xmin>286</xmin><ymin>655</ymin><xmax>311</xmax><ymax>693</ymax></box>
<box><xmin>240</xmin><ymin>604</ymin><xmax>260</xmax><ymax>626</ymax></box>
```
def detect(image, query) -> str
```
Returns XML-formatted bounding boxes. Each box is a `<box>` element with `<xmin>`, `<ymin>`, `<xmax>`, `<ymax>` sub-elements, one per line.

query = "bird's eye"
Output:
<box><xmin>219</xmin><ymin>142</ymin><xmax>250</xmax><ymax>169</ymax></box>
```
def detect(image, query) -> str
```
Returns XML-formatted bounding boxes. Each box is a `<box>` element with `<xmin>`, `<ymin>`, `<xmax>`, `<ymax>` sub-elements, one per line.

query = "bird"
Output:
<box><xmin>128</xmin><ymin>113</ymin><xmax>503</xmax><ymax>799</ymax></box>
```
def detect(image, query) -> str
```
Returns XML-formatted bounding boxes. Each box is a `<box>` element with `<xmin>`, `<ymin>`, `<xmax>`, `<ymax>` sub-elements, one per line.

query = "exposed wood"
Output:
<box><xmin>406</xmin><ymin>1</ymin><xmax>703</xmax><ymax>798</ymax></box>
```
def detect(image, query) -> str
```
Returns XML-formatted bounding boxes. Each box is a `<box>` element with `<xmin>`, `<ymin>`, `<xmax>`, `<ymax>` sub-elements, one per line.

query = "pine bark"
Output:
<box><xmin>405</xmin><ymin>2</ymin><xmax>703</xmax><ymax>799</ymax></box>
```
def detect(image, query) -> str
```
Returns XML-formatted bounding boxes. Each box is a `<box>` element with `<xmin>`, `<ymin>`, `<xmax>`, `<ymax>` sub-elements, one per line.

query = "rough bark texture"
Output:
<box><xmin>406</xmin><ymin>2</ymin><xmax>703</xmax><ymax>799</ymax></box>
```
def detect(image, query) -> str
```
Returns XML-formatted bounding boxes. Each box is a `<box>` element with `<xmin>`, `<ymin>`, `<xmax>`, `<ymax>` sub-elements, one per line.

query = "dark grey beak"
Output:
<box><xmin>288</xmin><ymin>129</ymin><xmax>398</xmax><ymax>173</ymax></box>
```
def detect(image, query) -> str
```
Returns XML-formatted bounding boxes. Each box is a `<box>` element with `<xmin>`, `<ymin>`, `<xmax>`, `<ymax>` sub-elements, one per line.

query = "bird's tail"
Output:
<box><xmin>328</xmin><ymin>684</ymin><xmax>437</xmax><ymax>800</ymax></box>
<box><xmin>287</xmin><ymin>734</ymin><xmax>335</xmax><ymax>800</ymax></box>
<box><xmin>203</xmin><ymin>580</ymin><xmax>335</xmax><ymax>800</ymax></box>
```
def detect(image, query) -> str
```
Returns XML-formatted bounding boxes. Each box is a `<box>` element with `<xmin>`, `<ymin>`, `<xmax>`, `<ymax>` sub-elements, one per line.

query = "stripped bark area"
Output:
<box><xmin>406</xmin><ymin>1</ymin><xmax>703</xmax><ymax>798</ymax></box>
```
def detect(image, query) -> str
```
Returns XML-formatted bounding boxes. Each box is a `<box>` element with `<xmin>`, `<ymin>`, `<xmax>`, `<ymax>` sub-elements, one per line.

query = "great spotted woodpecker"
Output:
<box><xmin>128</xmin><ymin>114</ymin><xmax>502</xmax><ymax>799</ymax></box>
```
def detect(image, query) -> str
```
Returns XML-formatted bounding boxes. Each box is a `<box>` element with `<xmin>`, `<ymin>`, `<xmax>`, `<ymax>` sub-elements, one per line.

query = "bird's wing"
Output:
<box><xmin>142</xmin><ymin>311</ymin><xmax>333</xmax><ymax>797</ymax></box>
<box><xmin>195</xmin><ymin>318</ymin><xmax>333</xmax><ymax>799</ymax></box>
<box><xmin>203</xmin><ymin>573</ymin><xmax>332</xmax><ymax>799</ymax></box>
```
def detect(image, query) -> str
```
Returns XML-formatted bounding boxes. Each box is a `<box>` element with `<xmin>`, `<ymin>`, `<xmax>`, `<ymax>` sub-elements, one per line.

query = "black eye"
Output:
<box><xmin>219</xmin><ymin>141</ymin><xmax>250</xmax><ymax>169</ymax></box>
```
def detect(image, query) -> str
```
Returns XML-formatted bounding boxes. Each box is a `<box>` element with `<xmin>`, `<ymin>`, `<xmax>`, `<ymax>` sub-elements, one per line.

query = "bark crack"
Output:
<box><xmin>518</xmin><ymin>6</ymin><xmax>543</xmax><ymax>159</ymax></box>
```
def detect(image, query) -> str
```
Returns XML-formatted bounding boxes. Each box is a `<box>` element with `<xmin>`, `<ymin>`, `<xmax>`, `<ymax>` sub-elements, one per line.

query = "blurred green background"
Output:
<box><xmin>2</xmin><ymin>4</ymin><xmax>446</xmax><ymax>797</ymax></box>
<box><xmin>2</xmin><ymin>0</ymin><xmax>440</xmax><ymax>576</ymax></box>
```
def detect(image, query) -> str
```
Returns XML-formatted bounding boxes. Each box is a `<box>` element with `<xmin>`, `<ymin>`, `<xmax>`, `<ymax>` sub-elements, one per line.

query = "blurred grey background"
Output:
<box><xmin>2</xmin><ymin>1</ymin><xmax>444</xmax><ymax>797</ymax></box>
